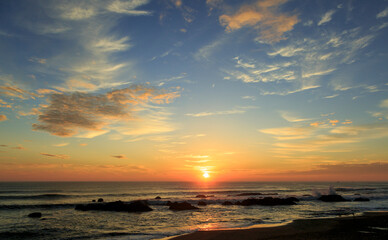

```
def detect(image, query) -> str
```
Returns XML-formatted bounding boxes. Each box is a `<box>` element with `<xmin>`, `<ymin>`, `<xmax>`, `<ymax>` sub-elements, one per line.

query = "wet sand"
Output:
<box><xmin>170</xmin><ymin>212</ymin><xmax>388</xmax><ymax>240</ymax></box>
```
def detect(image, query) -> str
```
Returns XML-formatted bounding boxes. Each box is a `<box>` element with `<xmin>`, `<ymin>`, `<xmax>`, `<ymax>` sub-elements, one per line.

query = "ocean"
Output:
<box><xmin>1</xmin><ymin>182</ymin><xmax>388</xmax><ymax>240</ymax></box>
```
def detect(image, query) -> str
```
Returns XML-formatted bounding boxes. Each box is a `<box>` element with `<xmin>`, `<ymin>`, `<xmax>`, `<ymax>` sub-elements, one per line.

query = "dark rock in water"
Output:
<box><xmin>354</xmin><ymin>197</ymin><xmax>370</xmax><ymax>202</ymax></box>
<box><xmin>92</xmin><ymin>200</ymin><xmax>96</xmax><ymax>202</ymax></box>
<box><xmin>238</xmin><ymin>197</ymin><xmax>297</xmax><ymax>206</ymax></box>
<box><xmin>28</xmin><ymin>212</ymin><xmax>42</xmax><ymax>218</ymax></box>
<box><xmin>75</xmin><ymin>200</ymin><xmax>153</xmax><ymax>212</ymax></box>
<box><xmin>98</xmin><ymin>198</ymin><xmax>104</xmax><ymax>202</ymax></box>
<box><xmin>318</xmin><ymin>194</ymin><xmax>348</xmax><ymax>202</ymax></box>
<box><xmin>198</xmin><ymin>201</ymin><xmax>207</xmax><ymax>206</ymax></box>
<box><xmin>169</xmin><ymin>202</ymin><xmax>199</xmax><ymax>211</ymax></box>
<box><xmin>196</xmin><ymin>194</ymin><xmax>207</xmax><ymax>198</ymax></box>
<box><xmin>287</xmin><ymin>197</ymin><xmax>300</xmax><ymax>202</ymax></box>
<box><xmin>155</xmin><ymin>196</ymin><xmax>161</xmax><ymax>199</ymax></box>
<box><xmin>166</xmin><ymin>201</ymin><xmax>173</xmax><ymax>206</ymax></box>
<box><xmin>303</xmin><ymin>194</ymin><xmax>312</xmax><ymax>197</ymax></box>
<box><xmin>207</xmin><ymin>195</ymin><xmax>214</xmax><ymax>197</ymax></box>
<box><xmin>222</xmin><ymin>201</ymin><xmax>234</xmax><ymax>205</ymax></box>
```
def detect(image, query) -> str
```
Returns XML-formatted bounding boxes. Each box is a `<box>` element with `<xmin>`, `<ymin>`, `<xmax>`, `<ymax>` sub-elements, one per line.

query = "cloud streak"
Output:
<box><xmin>41</xmin><ymin>152</ymin><xmax>70</xmax><ymax>159</ymax></box>
<box><xmin>186</xmin><ymin>109</ymin><xmax>245</xmax><ymax>117</ymax></box>
<box><xmin>318</xmin><ymin>9</ymin><xmax>336</xmax><ymax>26</ymax></box>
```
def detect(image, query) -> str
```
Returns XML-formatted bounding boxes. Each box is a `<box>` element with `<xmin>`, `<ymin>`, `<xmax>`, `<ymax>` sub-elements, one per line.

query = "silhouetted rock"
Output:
<box><xmin>97</xmin><ymin>198</ymin><xmax>104</xmax><ymax>203</ymax></box>
<box><xmin>198</xmin><ymin>201</ymin><xmax>207</xmax><ymax>206</ymax></box>
<box><xmin>238</xmin><ymin>197</ymin><xmax>297</xmax><ymax>206</ymax></box>
<box><xmin>166</xmin><ymin>201</ymin><xmax>173</xmax><ymax>206</ymax></box>
<box><xmin>222</xmin><ymin>201</ymin><xmax>234</xmax><ymax>205</ymax></box>
<box><xmin>354</xmin><ymin>197</ymin><xmax>370</xmax><ymax>202</ymax></box>
<box><xmin>75</xmin><ymin>200</ymin><xmax>153</xmax><ymax>212</ymax></box>
<box><xmin>92</xmin><ymin>200</ymin><xmax>96</xmax><ymax>202</ymax></box>
<box><xmin>318</xmin><ymin>194</ymin><xmax>348</xmax><ymax>202</ymax></box>
<box><xmin>169</xmin><ymin>202</ymin><xmax>199</xmax><ymax>211</ymax></box>
<box><xmin>28</xmin><ymin>212</ymin><xmax>42</xmax><ymax>218</ymax></box>
<box><xmin>196</xmin><ymin>194</ymin><xmax>207</xmax><ymax>198</ymax></box>
<box><xmin>155</xmin><ymin>196</ymin><xmax>161</xmax><ymax>199</ymax></box>
<box><xmin>287</xmin><ymin>197</ymin><xmax>300</xmax><ymax>202</ymax></box>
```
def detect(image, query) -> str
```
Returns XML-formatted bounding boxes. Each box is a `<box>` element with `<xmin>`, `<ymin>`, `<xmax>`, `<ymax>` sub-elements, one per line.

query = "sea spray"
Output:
<box><xmin>312</xmin><ymin>185</ymin><xmax>336</xmax><ymax>198</ymax></box>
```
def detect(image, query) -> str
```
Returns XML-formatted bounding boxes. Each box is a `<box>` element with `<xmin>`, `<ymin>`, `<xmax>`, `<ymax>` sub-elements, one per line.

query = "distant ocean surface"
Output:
<box><xmin>1</xmin><ymin>182</ymin><xmax>388</xmax><ymax>240</ymax></box>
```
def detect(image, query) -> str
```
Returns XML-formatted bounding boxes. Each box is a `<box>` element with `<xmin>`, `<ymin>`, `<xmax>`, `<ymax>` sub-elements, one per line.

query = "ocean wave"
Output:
<box><xmin>0</xmin><ymin>194</ymin><xmax>73</xmax><ymax>200</ymax></box>
<box><xmin>335</xmin><ymin>187</ymin><xmax>377</xmax><ymax>192</ymax></box>
<box><xmin>0</xmin><ymin>189</ymin><xmax>63</xmax><ymax>194</ymax></box>
<box><xmin>0</xmin><ymin>203</ymin><xmax>75</xmax><ymax>210</ymax></box>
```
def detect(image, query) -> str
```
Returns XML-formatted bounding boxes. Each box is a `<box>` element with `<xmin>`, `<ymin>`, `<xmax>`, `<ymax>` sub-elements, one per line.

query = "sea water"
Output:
<box><xmin>1</xmin><ymin>182</ymin><xmax>388</xmax><ymax>240</ymax></box>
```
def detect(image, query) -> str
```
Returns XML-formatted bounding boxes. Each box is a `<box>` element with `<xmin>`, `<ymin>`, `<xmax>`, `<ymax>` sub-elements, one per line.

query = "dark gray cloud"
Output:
<box><xmin>33</xmin><ymin>85</ymin><xmax>180</xmax><ymax>137</ymax></box>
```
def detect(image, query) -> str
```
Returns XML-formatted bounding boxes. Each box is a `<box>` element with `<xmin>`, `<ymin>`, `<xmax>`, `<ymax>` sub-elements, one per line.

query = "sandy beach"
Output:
<box><xmin>170</xmin><ymin>212</ymin><xmax>388</xmax><ymax>240</ymax></box>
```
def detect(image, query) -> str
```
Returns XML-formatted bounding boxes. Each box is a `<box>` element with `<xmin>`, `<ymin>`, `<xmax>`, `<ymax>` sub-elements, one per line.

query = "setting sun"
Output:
<box><xmin>203</xmin><ymin>172</ymin><xmax>210</xmax><ymax>178</ymax></box>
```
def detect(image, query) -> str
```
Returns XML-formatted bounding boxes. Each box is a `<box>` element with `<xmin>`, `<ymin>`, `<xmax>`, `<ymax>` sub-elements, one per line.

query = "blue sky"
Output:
<box><xmin>0</xmin><ymin>0</ymin><xmax>388</xmax><ymax>181</ymax></box>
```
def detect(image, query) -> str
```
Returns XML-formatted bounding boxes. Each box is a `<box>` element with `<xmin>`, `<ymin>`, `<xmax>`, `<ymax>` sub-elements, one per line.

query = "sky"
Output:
<box><xmin>0</xmin><ymin>0</ymin><xmax>388</xmax><ymax>182</ymax></box>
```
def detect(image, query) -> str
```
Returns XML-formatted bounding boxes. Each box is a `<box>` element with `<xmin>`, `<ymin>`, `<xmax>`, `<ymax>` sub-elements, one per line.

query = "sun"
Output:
<box><xmin>202</xmin><ymin>172</ymin><xmax>210</xmax><ymax>178</ymax></box>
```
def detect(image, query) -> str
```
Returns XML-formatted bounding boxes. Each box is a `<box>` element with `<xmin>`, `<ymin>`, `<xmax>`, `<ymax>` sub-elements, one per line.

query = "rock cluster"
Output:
<box><xmin>28</xmin><ymin>212</ymin><xmax>42</xmax><ymax>218</ymax></box>
<box><xmin>168</xmin><ymin>201</ymin><xmax>199</xmax><ymax>211</ymax></box>
<box><xmin>318</xmin><ymin>195</ymin><xmax>348</xmax><ymax>202</ymax></box>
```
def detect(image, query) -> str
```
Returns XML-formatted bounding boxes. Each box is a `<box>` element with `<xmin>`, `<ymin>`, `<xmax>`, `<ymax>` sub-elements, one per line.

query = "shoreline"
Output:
<box><xmin>166</xmin><ymin>211</ymin><xmax>388</xmax><ymax>240</ymax></box>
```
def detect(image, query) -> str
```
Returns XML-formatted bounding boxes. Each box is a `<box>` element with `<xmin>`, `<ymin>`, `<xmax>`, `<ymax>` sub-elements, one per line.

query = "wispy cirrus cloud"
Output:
<box><xmin>377</xmin><ymin>7</ymin><xmax>388</xmax><ymax>18</ymax></box>
<box><xmin>52</xmin><ymin>143</ymin><xmax>69</xmax><ymax>147</ymax></box>
<box><xmin>369</xmin><ymin>99</ymin><xmax>388</xmax><ymax>120</ymax></box>
<box><xmin>0</xmin><ymin>85</ymin><xmax>39</xmax><ymax>100</ymax></box>
<box><xmin>226</xmin><ymin>21</ymin><xmax>376</xmax><ymax>96</ymax></box>
<box><xmin>218</xmin><ymin>0</ymin><xmax>299</xmax><ymax>43</ymax></box>
<box><xmin>261</xmin><ymin>85</ymin><xmax>320</xmax><ymax>96</ymax></box>
<box><xmin>259</xmin><ymin>126</ymin><xmax>314</xmax><ymax>140</ymax></box>
<box><xmin>11</xmin><ymin>0</ymin><xmax>151</xmax><ymax>93</ymax></box>
<box><xmin>302</xmin><ymin>68</ymin><xmax>336</xmax><ymax>78</ymax></box>
<box><xmin>268</xmin><ymin>46</ymin><xmax>304</xmax><ymax>57</ymax></box>
<box><xmin>317</xmin><ymin>9</ymin><xmax>336</xmax><ymax>26</ymax></box>
<box><xmin>186</xmin><ymin>108</ymin><xmax>246</xmax><ymax>117</ymax></box>
<box><xmin>261</xmin><ymin>121</ymin><xmax>388</xmax><ymax>154</ymax></box>
<box><xmin>280</xmin><ymin>111</ymin><xmax>312</xmax><ymax>122</ymax></box>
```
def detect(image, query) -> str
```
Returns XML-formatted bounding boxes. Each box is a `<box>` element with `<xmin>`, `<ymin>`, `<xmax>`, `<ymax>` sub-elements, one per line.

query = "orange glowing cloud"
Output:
<box><xmin>329</xmin><ymin>119</ymin><xmax>339</xmax><ymax>126</ymax></box>
<box><xmin>219</xmin><ymin>0</ymin><xmax>299</xmax><ymax>43</ymax></box>
<box><xmin>0</xmin><ymin>114</ymin><xmax>7</xmax><ymax>121</ymax></box>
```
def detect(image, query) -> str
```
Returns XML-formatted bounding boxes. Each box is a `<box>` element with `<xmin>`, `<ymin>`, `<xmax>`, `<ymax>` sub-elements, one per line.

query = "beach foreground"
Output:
<box><xmin>170</xmin><ymin>212</ymin><xmax>388</xmax><ymax>240</ymax></box>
